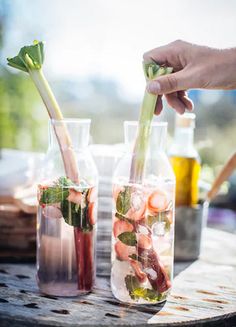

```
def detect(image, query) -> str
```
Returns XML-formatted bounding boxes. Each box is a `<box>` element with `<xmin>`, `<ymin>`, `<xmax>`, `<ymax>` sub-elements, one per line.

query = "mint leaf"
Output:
<box><xmin>39</xmin><ymin>176</ymin><xmax>74</xmax><ymax>204</ymax></box>
<box><xmin>40</xmin><ymin>186</ymin><xmax>69</xmax><ymax>204</ymax></box>
<box><xmin>58</xmin><ymin>176</ymin><xmax>74</xmax><ymax>188</ymax></box>
<box><xmin>125</xmin><ymin>274</ymin><xmax>162</xmax><ymax>302</ymax></box>
<box><xmin>61</xmin><ymin>189</ymin><xmax>92</xmax><ymax>230</ymax></box>
<box><xmin>39</xmin><ymin>176</ymin><xmax>73</xmax><ymax>205</ymax></box>
<box><xmin>133</xmin><ymin>287</ymin><xmax>162</xmax><ymax>302</ymax></box>
<box><xmin>116</xmin><ymin>186</ymin><xmax>131</xmax><ymax>215</ymax></box>
<box><xmin>115</xmin><ymin>212</ymin><xmax>134</xmax><ymax>225</ymax></box>
<box><xmin>125</xmin><ymin>275</ymin><xmax>140</xmax><ymax>300</ymax></box>
<box><xmin>118</xmin><ymin>231</ymin><xmax>136</xmax><ymax>246</ymax></box>
<box><xmin>128</xmin><ymin>254</ymin><xmax>141</xmax><ymax>261</ymax></box>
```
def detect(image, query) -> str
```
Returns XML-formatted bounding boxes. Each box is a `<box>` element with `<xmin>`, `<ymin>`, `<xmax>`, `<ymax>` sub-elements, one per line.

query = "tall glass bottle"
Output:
<box><xmin>111</xmin><ymin>121</ymin><xmax>175</xmax><ymax>304</ymax></box>
<box><xmin>37</xmin><ymin>119</ymin><xmax>98</xmax><ymax>296</ymax></box>
<box><xmin>169</xmin><ymin>113</ymin><xmax>201</xmax><ymax>207</ymax></box>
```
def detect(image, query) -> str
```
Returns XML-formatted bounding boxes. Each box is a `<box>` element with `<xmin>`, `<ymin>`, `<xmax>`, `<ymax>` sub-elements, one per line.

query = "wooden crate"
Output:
<box><xmin>0</xmin><ymin>201</ymin><xmax>36</xmax><ymax>261</ymax></box>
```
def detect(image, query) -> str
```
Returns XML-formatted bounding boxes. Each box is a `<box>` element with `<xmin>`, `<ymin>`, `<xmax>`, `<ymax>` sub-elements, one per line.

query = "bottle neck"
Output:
<box><xmin>48</xmin><ymin>119</ymin><xmax>91</xmax><ymax>151</ymax></box>
<box><xmin>124</xmin><ymin>121</ymin><xmax>167</xmax><ymax>153</ymax></box>
<box><xmin>170</xmin><ymin>127</ymin><xmax>197</xmax><ymax>158</ymax></box>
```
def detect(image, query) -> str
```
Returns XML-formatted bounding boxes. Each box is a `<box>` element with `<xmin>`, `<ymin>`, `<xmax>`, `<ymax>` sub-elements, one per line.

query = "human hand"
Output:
<box><xmin>144</xmin><ymin>40</ymin><xmax>236</xmax><ymax>114</ymax></box>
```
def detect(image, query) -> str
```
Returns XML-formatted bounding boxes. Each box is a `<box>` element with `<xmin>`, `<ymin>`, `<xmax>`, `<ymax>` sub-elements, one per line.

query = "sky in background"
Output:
<box><xmin>2</xmin><ymin>0</ymin><xmax>236</xmax><ymax>100</ymax></box>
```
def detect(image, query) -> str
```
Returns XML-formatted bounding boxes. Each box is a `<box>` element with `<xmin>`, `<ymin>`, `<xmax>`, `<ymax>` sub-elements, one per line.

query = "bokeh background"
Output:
<box><xmin>0</xmin><ymin>0</ymin><xmax>236</xmax><ymax>175</ymax></box>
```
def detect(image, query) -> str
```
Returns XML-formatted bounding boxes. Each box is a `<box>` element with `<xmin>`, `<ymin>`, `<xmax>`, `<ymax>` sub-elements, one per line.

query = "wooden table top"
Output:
<box><xmin>0</xmin><ymin>228</ymin><xmax>236</xmax><ymax>326</ymax></box>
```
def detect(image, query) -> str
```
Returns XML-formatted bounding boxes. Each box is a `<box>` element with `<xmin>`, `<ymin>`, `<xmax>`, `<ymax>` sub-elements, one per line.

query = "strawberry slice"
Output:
<box><xmin>129</xmin><ymin>259</ymin><xmax>147</xmax><ymax>283</ymax></box>
<box><xmin>147</xmin><ymin>190</ymin><xmax>168</xmax><ymax>213</ymax></box>
<box><xmin>88</xmin><ymin>202</ymin><xmax>97</xmax><ymax>225</ymax></box>
<box><xmin>137</xmin><ymin>234</ymin><xmax>152</xmax><ymax>249</ymax></box>
<box><xmin>113</xmin><ymin>219</ymin><xmax>134</xmax><ymax>238</ymax></box>
<box><xmin>112</xmin><ymin>185</ymin><xmax>125</xmax><ymax>202</ymax></box>
<box><xmin>114</xmin><ymin>241</ymin><xmax>136</xmax><ymax>261</ymax></box>
<box><xmin>87</xmin><ymin>187</ymin><xmax>97</xmax><ymax>203</ymax></box>
<box><xmin>67</xmin><ymin>189</ymin><xmax>82</xmax><ymax>204</ymax></box>
<box><xmin>126</xmin><ymin>206</ymin><xmax>146</xmax><ymax>221</ymax></box>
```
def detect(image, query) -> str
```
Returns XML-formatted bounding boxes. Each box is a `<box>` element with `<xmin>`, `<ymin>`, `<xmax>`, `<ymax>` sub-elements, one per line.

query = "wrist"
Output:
<box><xmin>227</xmin><ymin>48</ymin><xmax>236</xmax><ymax>65</ymax></box>
<box><xmin>214</xmin><ymin>48</ymin><xmax>236</xmax><ymax>90</ymax></box>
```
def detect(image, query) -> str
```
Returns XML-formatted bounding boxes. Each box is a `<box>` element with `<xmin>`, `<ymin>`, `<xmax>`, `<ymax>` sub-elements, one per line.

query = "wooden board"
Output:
<box><xmin>0</xmin><ymin>228</ymin><xmax>236</xmax><ymax>326</ymax></box>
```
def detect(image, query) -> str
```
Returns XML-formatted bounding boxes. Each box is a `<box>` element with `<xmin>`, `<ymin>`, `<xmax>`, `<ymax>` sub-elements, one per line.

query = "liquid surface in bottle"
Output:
<box><xmin>170</xmin><ymin>156</ymin><xmax>200</xmax><ymax>207</ymax></box>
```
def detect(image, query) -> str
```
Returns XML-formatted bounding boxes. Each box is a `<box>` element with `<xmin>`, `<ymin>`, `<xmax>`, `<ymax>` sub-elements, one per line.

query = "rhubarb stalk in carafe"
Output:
<box><xmin>110</xmin><ymin>62</ymin><xmax>175</xmax><ymax>304</ymax></box>
<box><xmin>7</xmin><ymin>42</ymin><xmax>98</xmax><ymax>295</ymax></box>
<box><xmin>111</xmin><ymin>120</ymin><xmax>175</xmax><ymax>304</ymax></box>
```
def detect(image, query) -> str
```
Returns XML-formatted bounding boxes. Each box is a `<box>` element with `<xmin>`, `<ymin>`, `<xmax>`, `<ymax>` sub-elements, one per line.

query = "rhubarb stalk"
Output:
<box><xmin>130</xmin><ymin>62</ymin><xmax>173</xmax><ymax>183</ymax></box>
<box><xmin>7</xmin><ymin>41</ymin><xmax>94</xmax><ymax>291</ymax></box>
<box><xmin>7</xmin><ymin>40</ymin><xmax>78</xmax><ymax>182</ymax></box>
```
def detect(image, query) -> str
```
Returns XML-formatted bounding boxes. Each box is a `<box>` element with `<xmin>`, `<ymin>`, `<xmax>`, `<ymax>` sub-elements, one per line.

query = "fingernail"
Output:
<box><xmin>147</xmin><ymin>81</ymin><xmax>161</xmax><ymax>94</ymax></box>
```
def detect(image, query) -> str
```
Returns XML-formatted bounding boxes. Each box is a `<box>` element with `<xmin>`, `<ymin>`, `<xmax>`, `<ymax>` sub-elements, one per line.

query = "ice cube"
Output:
<box><xmin>144</xmin><ymin>267</ymin><xmax>157</xmax><ymax>280</ymax></box>
<box><xmin>137</xmin><ymin>224</ymin><xmax>149</xmax><ymax>235</ymax></box>
<box><xmin>80</xmin><ymin>192</ymin><xmax>87</xmax><ymax>209</ymax></box>
<box><xmin>43</xmin><ymin>206</ymin><xmax>62</xmax><ymax>219</ymax></box>
<box><xmin>152</xmin><ymin>221</ymin><xmax>166</xmax><ymax>236</ymax></box>
<box><xmin>131</xmin><ymin>190</ymin><xmax>144</xmax><ymax>210</ymax></box>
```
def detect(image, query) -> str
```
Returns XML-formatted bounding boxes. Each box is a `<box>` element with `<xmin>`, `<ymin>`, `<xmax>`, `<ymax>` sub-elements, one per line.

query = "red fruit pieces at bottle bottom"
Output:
<box><xmin>138</xmin><ymin>247</ymin><xmax>171</xmax><ymax>293</ymax></box>
<box><xmin>129</xmin><ymin>259</ymin><xmax>147</xmax><ymax>283</ymax></box>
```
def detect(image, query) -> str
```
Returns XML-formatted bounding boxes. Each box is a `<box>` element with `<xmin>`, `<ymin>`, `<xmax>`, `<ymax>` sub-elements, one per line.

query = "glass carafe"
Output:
<box><xmin>111</xmin><ymin>121</ymin><xmax>175</xmax><ymax>304</ymax></box>
<box><xmin>37</xmin><ymin>119</ymin><xmax>98</xmax><ymax>296</ymax></box>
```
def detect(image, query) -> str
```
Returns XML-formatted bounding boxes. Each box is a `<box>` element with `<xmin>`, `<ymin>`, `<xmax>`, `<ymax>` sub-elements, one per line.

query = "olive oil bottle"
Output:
<box><xmin>169</xmin><ymin>113</ymin><xmax>201</xmax><ymax>207</ymax></box>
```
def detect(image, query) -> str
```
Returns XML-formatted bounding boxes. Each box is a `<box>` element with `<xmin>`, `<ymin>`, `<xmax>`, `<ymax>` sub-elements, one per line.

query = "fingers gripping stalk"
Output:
<box><xmin>130</xmin><ymin>62</ymin><xmax>173</xmax><ymax>183</ymax></box>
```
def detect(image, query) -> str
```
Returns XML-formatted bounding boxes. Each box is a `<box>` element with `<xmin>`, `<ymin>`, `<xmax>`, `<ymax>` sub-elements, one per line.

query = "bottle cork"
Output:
<box><xmin>176</xmin><ymin>113</ymin><xmax>196</xmax><ymax>128</ymax></box>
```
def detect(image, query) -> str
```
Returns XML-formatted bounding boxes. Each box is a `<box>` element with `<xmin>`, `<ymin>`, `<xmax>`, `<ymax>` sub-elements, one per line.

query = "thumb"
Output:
<box><xmin>146</xmin><ymin>70</ymin><xmax>190</xmax><ymax>95</ymax></box>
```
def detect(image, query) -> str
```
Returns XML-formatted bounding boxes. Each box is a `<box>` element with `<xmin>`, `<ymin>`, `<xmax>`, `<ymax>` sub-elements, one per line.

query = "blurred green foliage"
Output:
<box><xmin>0</xmin><ymin>66</ymin><xmax>48</xmax><ymax>151</ymax></box>
<box><xmin>0</xmin><ymin>0</ymin><xmax>236</xmax><ymax>170</ymax></box>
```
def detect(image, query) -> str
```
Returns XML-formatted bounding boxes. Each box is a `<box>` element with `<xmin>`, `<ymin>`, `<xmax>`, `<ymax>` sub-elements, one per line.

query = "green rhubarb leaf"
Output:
<box><xmin>143</xmin><ymin>61</ymin><xmax>173</xmax><ymax>80</ymax></box>
<box><xmin>116</xmin><ymin>186</ymin><xmax>131</xmax><ymax>215</ymax></box>
<box><xmin>118</xmin><ymin>231</ymin><xmax>136</xmax><ymax>246</ymax></box>
<box><xmin>7</xmin><ymin>42</ymin><xmax>79</xmax><ymax>182</ymax></box>
<box><xmin>7</xmin><ymin>40</ymin><xmax>44</xmax><ymax>72</ymax></box>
